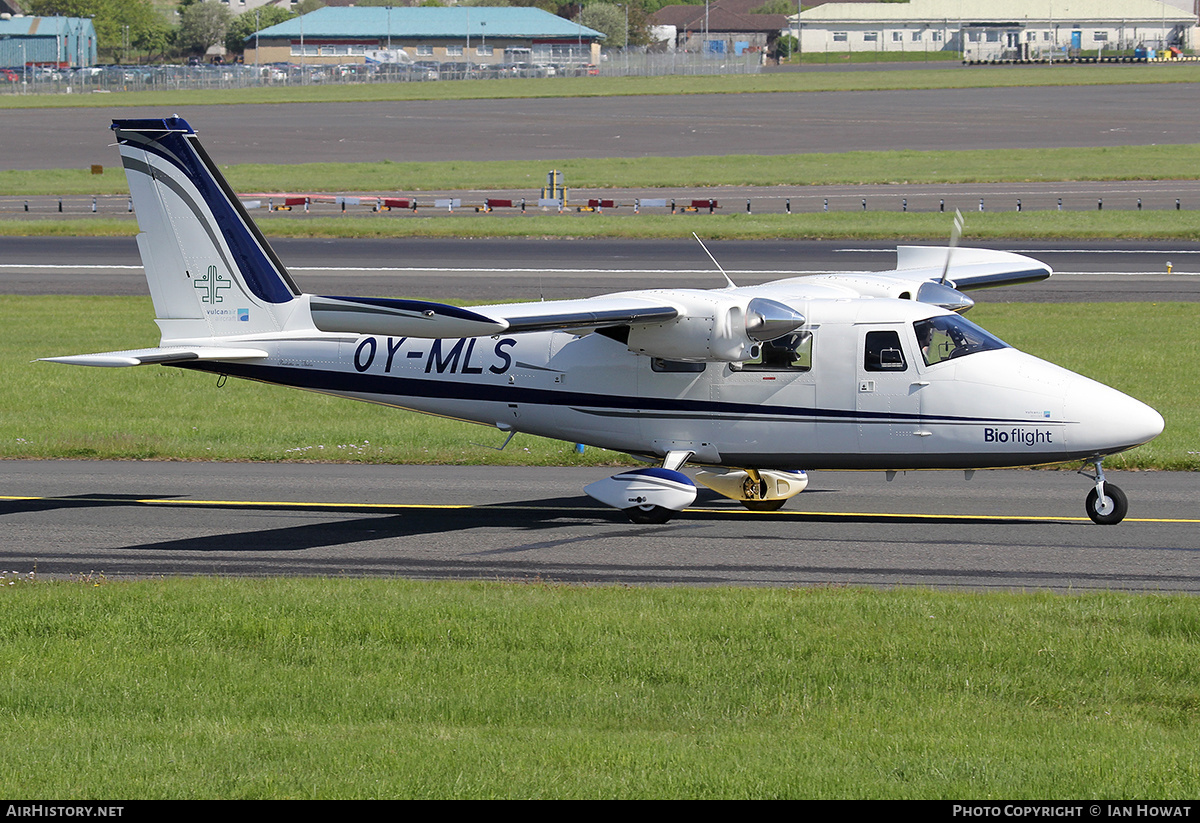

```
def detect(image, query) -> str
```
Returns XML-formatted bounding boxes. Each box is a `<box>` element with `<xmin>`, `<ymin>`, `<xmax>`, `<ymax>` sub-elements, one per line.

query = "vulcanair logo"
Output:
<box><xmin>195</xmin><ymin>265</ymin><xmax>231</xmax><ymax>304</ymax></box>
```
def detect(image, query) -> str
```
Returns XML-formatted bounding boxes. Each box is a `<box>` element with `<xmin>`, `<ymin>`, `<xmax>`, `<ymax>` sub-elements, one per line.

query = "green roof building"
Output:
<box><xmin>246</xmin><ymin>7</ymin><xmax>605</xmax><ymax>66</ymax></box>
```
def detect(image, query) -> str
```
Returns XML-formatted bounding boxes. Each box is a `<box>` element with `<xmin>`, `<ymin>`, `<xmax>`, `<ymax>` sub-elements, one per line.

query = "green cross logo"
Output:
<box><xmin>195</xmin><ymin>265</ymin><xmax>231</xmax><ymax>304</ymax></box>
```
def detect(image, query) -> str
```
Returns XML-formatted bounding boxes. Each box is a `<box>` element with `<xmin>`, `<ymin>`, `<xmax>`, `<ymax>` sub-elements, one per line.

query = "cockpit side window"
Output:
<box><xmin>734</xmin><ymin>331</ymin><xmax>813</xmax><ymax>372</ymax></box>
<box><xmin>914</xmin><ymin>315</ymin><xmax>1009</xmax><ymax>366</ymax></box>
<box><xmin>864</xmin><ymin>330</ymin><xmax>907</xmax><ymax>372</ymax></box>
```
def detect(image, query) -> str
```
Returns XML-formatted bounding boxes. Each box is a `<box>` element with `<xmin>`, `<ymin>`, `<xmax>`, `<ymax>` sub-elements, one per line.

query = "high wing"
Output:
<box><xmin>754</xmin><ymin>245</ymin><xmax>1052</xmax><ymax>315</ymax></box>
<box><xmin>308</xmin><ymin>293</ymin><xmax>680</xmax><ymax>338</ymax></box>
<box><xmin>44</xmin><ymin>247</ymin><xmax>1049</xmax><ymax>368</ymax></box>
<box><xmin>308</xmin><ymin>246</ymin><xmax>1050</xmax><ymax>344</ymax></box>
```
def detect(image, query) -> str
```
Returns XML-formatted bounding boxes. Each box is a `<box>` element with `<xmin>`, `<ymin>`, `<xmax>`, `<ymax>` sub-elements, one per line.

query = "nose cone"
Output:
<box><xmin>1065</xmin><ymin>376</ymin><xmax>1164</xmax><ymax>455</ymax></box>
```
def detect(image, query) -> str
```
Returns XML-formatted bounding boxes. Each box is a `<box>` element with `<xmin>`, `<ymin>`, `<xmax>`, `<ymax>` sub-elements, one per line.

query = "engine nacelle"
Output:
<box><xmin>625</xmin><ymin>293</ymin><xmax>804</xmax><ymax>362</ymax></box>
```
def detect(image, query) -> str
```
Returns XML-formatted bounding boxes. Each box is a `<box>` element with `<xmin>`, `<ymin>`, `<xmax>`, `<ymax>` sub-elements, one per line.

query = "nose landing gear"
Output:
<box><xmin>1080</xmin><ymin>459</ymin><xmax>1128</xmax><ymax>525</ymax></box>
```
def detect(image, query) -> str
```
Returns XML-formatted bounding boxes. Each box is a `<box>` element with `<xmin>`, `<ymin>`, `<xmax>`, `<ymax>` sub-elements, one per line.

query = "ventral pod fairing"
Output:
<box><xmin>44</xmin><ymin>118</ymin><xmax>1164</xmax><ymax>525</ymax></box>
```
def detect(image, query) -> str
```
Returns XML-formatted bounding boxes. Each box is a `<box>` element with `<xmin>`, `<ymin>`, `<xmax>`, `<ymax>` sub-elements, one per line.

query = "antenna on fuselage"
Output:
<box><xmin>693</xmin><ymin>232</ymin><xmax>737</xmax><ymax>289</ymax></box>
<box><xmin>939</xmin><ymin>209</ymin><xmax>965</xmax><ymax>286</ymax></box>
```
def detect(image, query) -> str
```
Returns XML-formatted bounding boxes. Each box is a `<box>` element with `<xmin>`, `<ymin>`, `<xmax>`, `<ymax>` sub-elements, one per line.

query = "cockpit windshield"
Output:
<box><xmin>913</xmin><ymin>315</ymin><xmax>1009</xmax><ymax>366</ymax></box>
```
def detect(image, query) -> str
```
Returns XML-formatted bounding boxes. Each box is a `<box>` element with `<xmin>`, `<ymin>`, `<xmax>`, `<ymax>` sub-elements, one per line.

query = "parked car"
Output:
<box><xmin>411</xmin><ymin>61</ymin><xmax>440</xmax><ymax>80</ymax></box>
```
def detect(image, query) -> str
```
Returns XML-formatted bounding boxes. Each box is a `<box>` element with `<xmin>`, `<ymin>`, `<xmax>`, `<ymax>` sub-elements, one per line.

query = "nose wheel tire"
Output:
<box><xmin>624</xmin><ymin>505</ymin><xmax>674</xmax><ymax>525</ymax></box>
<box><xmin>1086</xmin><ymin>484</ymin><xmax>1128</xmax><ymax>525</ymax></box>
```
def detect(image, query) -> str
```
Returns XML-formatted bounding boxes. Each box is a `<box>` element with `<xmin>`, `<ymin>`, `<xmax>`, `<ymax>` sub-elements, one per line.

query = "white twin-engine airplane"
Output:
<box><xmin>45</xmin><ymin>117</ymin><xmax>1164</xmax><ymax>525</ymax></box>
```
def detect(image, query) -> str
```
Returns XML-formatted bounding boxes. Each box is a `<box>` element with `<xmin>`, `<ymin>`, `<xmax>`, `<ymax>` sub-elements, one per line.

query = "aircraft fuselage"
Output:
<box><xmin>184</xmin><ymin>295</ymin><xmax>1162</xmax><ymax>472</ymax></box>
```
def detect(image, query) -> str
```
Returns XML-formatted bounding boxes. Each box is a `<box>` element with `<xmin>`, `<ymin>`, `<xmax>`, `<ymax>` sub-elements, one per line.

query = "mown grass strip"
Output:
<box><xmin>5</xmin><ymin>144</ymin><xmax>1200</xmax><ymax>195</ymax></box>
<box><xmin>2</xmin><ymin>63</ymin><xmax>1198</xmax><ymax>110</ymax></box>
<box><xmin>6</xmin><ymin>209</ymin><xmax>1200</xmax><ymax>240</ymax></box>
<box><xmin>0</xmin><ymin>578</ymin><xmax>1198</xmax><ymax>798</ymax></box>
<box><xmin>4</xmin><ymin>296</ymin><xmax>1194</xmax><ymax>469</ymax></box>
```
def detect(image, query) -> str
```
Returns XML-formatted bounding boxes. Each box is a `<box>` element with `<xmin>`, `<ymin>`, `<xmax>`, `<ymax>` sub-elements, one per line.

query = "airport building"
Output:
<box><xmin>651</xmin><ymin>0</ymin><xmax>789</xmax><ymax>55</ymax></box>
<box><xmin>244</xmin><ymin>7</ymin><xmax>606</xmax><ymax>66</ymax></box>
<box><xmin>0</xmin><ymin>14</ymin><xmax>98</xmax><ymax>68</ymax></box>
<box><xmin>787</xmin><ymin>0</ymin><xmax>1197</xmax><ymax>58</ymax></box>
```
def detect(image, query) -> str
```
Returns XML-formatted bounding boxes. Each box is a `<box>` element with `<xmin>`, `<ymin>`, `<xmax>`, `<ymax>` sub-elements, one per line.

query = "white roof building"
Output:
<box><xmin>788</xmin><ymin>0</ymin><xmax>1197</xmax><ymax>58</ymax></box>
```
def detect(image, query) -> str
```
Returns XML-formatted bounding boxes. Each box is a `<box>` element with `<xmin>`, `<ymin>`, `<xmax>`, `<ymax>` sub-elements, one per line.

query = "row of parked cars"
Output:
<box><xmin>306</xmin><ymin>61</ymin><xmax>599</xmax><ymax>82</ymax></box>
<box><xmin>1</xmin><ymin>63</ymin><xmax>246</xmax><ymax>86</ymax></box>
<box><xmin>1</xmin><ymin>60</ymin><xmax>601</xmax><ymax>90</ymax></box>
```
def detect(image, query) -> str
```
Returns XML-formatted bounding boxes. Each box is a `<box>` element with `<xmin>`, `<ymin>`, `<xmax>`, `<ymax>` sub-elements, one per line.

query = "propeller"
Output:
<box><xmin>939</xmin><ymin>208</ymin><xmax>965</xmax><ymax>286</ymax></box>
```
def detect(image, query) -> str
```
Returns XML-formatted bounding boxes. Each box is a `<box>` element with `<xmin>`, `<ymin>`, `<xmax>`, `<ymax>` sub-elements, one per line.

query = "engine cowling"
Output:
<box><xmin>625</xmin><ymin>294</ymin><xmax>805</xmax><ymax>362</ymax></box>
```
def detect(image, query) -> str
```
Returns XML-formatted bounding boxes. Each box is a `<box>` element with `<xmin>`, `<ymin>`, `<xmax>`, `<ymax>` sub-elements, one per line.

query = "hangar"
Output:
<box><xmin>244</xmin><ymin>7</ymin><xmax>606</xmax><ymax>67</ymax></box>
<box><xmin>0</xmin><ymin>14</ymin><xmax>98</xmax><ymax>68</ymax></box>
<box><xmin>787</xmin><ymin>0</ymin><xmax>1197</xmax><ymax>58</ymax></box>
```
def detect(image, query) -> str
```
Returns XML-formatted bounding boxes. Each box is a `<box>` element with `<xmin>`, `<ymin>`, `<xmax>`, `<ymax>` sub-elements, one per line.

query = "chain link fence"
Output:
<box><xmin>0</xmin><ymin>50</ymin><xmax>761</xmax><ymax>96</ymax></box>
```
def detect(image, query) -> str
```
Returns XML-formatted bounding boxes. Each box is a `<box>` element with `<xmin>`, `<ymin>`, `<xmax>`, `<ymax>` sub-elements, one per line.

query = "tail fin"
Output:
<box><xmin>113</xmin><ymin>117</ymin><xmax>303</xmax><ymax>342</ymax></box>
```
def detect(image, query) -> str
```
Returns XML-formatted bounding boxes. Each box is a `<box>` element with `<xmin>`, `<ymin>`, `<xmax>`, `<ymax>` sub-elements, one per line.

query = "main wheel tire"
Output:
<box><xmin>625</xmin><ymin>505</ymin><xmax>674</xmax><ymax>525</ymax></box>
<box><xmin>1086</xmin><ymin>484</ymin><xmax>1128</xmax><ymax>525</ymax></box>
<box><xmin>741</xmin><ymin>498</ymin><xmax>787</xmax><ymax>512</ymax></box>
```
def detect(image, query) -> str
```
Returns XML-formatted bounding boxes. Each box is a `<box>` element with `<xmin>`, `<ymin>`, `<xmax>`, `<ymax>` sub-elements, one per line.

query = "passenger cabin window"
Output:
<box><xmin>734</xmin><ymin>331</ymin><xmax>813</xmax><ymax>372</ymax></box>
<box><xmin>864</xmin><ymin>330</ymin><xmax>907</xmax><ymax>372</ymax></box>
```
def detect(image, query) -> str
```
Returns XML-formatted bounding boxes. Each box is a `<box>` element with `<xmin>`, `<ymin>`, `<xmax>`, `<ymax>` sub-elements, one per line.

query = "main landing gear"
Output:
<box><xmin>584</xmin><ymin>450</ymin><xmax>698</xmax><ymax>525</ymax></box>
<box><xmin>584</xmin><ymin>452</ymin><xmax>809</xmax><ymax>524</ymax></box>
<box><xmin>1080</xmin><ymin>458</ymin><xmax>1128</xmax><ymax>525</ymax></box>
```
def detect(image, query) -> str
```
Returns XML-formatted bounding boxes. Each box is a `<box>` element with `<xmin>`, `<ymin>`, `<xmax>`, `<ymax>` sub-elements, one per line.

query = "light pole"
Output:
<box><xmin>616</xmin><ymin>2</ymin><xmax>628</xmax><ymax>71</ymax></box>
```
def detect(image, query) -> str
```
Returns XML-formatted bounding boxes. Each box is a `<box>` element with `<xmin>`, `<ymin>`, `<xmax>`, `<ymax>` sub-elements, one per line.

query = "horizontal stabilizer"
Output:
<box><xmin>40</xmin><ymin>346</ymin><xmax>268</xmax><ymax>368</ymax></box>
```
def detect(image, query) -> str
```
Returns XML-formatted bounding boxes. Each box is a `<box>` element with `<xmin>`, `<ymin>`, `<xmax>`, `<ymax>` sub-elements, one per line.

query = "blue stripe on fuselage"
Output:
<box><xmin>175</xmin><ymin>360</ymin><xmax>1068</xmax><ymax>427</ymax></box>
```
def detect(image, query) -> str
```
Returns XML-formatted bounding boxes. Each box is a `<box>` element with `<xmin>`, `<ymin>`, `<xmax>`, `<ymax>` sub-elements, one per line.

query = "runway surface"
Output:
<box><xmin>3</xmin><ymin>84</ymin><xmax>1199</xmax><ymax>170</ymax></box>
<box><xmin>3</xmin><ymin>461</ymin><xmax>1196</xmax><ymax>591</ymax></box>
<box><xmin>4</xmin><ymin>236</ymin><xmax>1199</xmax><ymax>302</ymax></box>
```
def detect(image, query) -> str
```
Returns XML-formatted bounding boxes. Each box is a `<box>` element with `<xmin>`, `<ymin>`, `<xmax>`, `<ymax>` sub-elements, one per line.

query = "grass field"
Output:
<box><xmin>0</xmin><ymin>577</ymin><xmax>1197</xmax><ymax>798</ymax></box>
<box><xmin>5</xmin><ymin>144</ymin><xmax>1200</xmax><ymax>197</ymax></box>
<box><xmin>4</xmin><ymin>296</ymin><xmax>1194</xmax><ymax>470</ymax></box>
<box><xmin>6</xmin><ymin>209</ymin><xmax>1200</xmax><ymax>241</ymax></box>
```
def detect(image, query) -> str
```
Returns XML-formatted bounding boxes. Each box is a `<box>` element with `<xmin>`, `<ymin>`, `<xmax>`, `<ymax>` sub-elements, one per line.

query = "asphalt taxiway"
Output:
<box><xmin>5</xmin><ymin>84</ymin><xmax>1200</xmax><ymax>170</ymax></box>
<box><xmin>3</xmin><ymin>461</ymin><xmax>1197</xmax><ymax>591</ymax></box>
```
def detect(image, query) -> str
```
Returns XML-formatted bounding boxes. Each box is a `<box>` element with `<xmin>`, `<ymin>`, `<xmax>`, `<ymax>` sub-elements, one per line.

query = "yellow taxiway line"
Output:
<box><xmin>4</xmin><ymin>495</ymin><xmax>1199</xmax><ymax>524</ymax></box>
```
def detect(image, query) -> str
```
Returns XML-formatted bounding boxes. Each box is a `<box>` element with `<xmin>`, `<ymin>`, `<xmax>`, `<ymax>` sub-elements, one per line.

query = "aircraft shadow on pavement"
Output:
<box><xmin>1</xmin><ymin>491</ymin><xmax>1071</xmax><ymax>559</ymax></box>
<box><xmin>5</xmin><ymin>493</ymin><xmax>1146</xmax><ymax>588</ymax></box>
